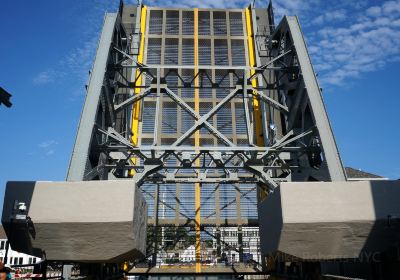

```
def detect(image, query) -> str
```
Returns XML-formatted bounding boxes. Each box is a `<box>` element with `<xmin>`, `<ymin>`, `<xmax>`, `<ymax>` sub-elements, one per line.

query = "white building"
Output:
<box><xmin>213</xmin><ymin>227</ymin><xmax>261</xmax><ymax>264</ymax></box>
<box><xmin>0</xmin><ymin>226</ymin><xmax>41</xmax><ymax>265</ymax></box>
<box><xmin>180</xmin><ymin>245</ymin><xmax>195</xmax><ymax>262</ymax></box>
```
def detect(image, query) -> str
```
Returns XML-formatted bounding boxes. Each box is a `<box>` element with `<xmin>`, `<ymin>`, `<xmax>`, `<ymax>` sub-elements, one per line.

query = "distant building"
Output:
<box><xmin>345</xmin><ymin>167</ymin><xmax>388</xmax><ymax>181</ymax></box>
<box><xmin>180</xmin><ymin>245</ymin><xmax>196</xmax><ymax>262</ymax></box>
<box><xmin>0</xmin><ymin>226</ymin><xmax>41</xmax><ymax>265</ymax></box>
<box><xmin>213</xmin><ymin>227</ymin><xmax>261</xmax><ymax>264</ymax></box>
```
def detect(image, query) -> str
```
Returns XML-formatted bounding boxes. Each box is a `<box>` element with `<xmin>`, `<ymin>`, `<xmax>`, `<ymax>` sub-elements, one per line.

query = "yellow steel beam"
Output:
<box><xmin>194</xmin><ymin>8</ymin><xmax>202</xmax><ymax>274</ymax></box>
<box><xmin>245</xmin><ymin>7</ymin><xmax>263</xmax><ymax>146</ymax></box>
<box><xmin>246</xmin><ymin>10</ymin><xmax>273</xmax><ymax>275</ymax></box>
<box><xmin>245</xmin><ymin>9</ymin><xmax>269</xmax><ymax>201</ymax></box>
<box><xmin>130</xmin><ymin>5</ymin><xmax>147</xmax><ymax>176</ymax></box>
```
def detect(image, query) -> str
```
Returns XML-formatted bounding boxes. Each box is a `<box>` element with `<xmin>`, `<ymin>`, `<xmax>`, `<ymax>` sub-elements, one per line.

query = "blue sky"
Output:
<box><xmin>0</xmin><ymin>0</ymin><xmax>399</xmax><ymax>210</ymax></box>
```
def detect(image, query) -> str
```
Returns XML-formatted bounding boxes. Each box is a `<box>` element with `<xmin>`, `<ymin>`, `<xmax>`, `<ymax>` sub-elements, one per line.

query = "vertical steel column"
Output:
<box><xmin>67</xmin><ymin>13</ymin><xmax>117</xmax><ymax>181</ymax></box>
<box><xmin>193</xmin><ymin>8</ymin><xmax>202</xmax><ymax>274</ymax></box>
<box><xmin>238</xmin><ymin>226</ymin><xmax>243</xmax><ymax>262</ymax></box>
<box><xmin>130</xmin><ymin>5</ymin><xmax>147</xmax><ymax>175</ymax></box>
<box><xmin>245</xmin><ymin>7</ymin><xmax>263</xmax><ymax>146</ymax></box>
<box><xmin>285</xmin><ymin>16</ymin><xmax>346</xmax><ymax>181</ymax></box>
<box><xmin>153</xmin><ymin>68</ymin><xmax>162</xmax><ymax>145</ymax></box>
<box><xmin>152</xmin><ymin>184</ymin><xmax>160</xmax><ymax>266</ymax></box>
<box><xmin>216</xmin><ymin>227</ymin><xmax>221</xmax><ymax>259</ymax></box>
<box><xmin>215</xmin><ymin>184</ymin><xmax>221</xmax><ymax>226</ymax></box>
<box><xmin>246</xmin><ymin>7</ymin><xmax>269</xmax><ymax>204</ymax></box>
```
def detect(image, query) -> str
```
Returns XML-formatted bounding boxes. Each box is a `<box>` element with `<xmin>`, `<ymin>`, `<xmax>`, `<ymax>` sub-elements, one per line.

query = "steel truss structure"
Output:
<box><xmin>67</xmin><ymin>0</ymin><xmax>346</xmax><ymax>275</ymax></box>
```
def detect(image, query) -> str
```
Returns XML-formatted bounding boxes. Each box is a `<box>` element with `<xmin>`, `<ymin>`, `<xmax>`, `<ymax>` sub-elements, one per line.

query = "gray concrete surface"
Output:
<box><xmin>258</xmin><ymin>181</ymin><xmax>400</xmax><ymax>260</ymax></box>
<box><xmin>2</xmin><ymin>180</ymin><xmax>147</xmax><ymax>262</ymax></box>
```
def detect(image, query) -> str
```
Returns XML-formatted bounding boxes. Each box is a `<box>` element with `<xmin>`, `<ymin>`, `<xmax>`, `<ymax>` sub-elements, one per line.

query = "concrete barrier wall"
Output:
<box><xmin>258</xmin><ymin>181</ymin><xmax>400</xmax><ymax>260</ymax></box>
<box><xmin>2</xmin><ymin>180</ymin><xmax>147</xmax><ymax>262</ymax></box>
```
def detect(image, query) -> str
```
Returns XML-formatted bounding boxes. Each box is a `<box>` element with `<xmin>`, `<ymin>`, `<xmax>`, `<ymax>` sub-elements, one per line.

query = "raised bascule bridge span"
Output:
<box><xmin>2</xmin><ymin>1</ymin><xmax>400</xmax><ymax>279</ymax></box>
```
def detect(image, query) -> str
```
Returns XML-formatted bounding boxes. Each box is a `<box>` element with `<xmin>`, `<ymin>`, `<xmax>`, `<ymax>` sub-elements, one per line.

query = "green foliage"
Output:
<box><xmin>146</xmin><ymin>226</ymin><xmax>196</xmax><ymax>253</ymax></box>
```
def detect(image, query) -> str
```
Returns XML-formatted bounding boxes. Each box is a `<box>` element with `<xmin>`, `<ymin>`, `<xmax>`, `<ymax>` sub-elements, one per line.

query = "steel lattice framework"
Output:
<box><xmin>67</xmin><ymin>0</ymin><xmax>346</xmax><ymax>274</ymax></box>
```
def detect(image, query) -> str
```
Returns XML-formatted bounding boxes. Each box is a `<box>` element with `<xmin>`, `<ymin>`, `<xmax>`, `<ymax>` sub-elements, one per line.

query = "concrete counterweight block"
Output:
<box><xmin>2</xmin><ymin>180</ymin><xmax>147</xmax><ymax>262</ymax></box>
<box><xmin>258</xmin><ymin>181</ymin><xmax>400</xmax><ymax>261</ymax></box>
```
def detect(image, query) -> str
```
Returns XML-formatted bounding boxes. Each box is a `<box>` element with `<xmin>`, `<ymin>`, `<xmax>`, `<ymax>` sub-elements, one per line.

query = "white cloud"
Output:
<box><xmin>38</xmin><ymin>140</ymin><xmax>58</xmax><ymax>156</ymax></box>
<box><xmin>273</xmin><ymin>0</ymin><xmax>316</xmax><ymax>20</ymax></box>
<box><xmin>301</xmin><ymin>0</ymin><xmax>400</xmax><ymax>86</ymax></box>
<box><xmin>311</xmin><ymin>9</ymin><xmax>347</xmax><ymax>25</ymax></box>
<box><xmin>46</xmin><ymin>150</ymin><xmax>55</xmax><ymax>156</ymax></box>
<box><xmin>382</xmin><ymin>0</ymin><xmax>400</xmax><ymax>14</ymax></box>
<box><xmin>33</xmin><ymin>71</ymin><xmax>54</xmax><ymax>85</ymax></box>
<box><xmin>366</xmin><ymin>6</ymin><xmax>381</xmax><ymax>17</ymax></box>
<box><xmin>311</xmin><ymin>15</ymin><xmax>324</xmax><ymax>25</ymax></box>
<box><xmin>267</xmin><ymin>0</ymin><xmax>400</xmax><ymax>87</ymax></box>
<box><xmin>59</xmin><ymin>38</ymin><xmax>99</xmax><ymax>82</ymax></box>
<box><xmin>39</xmin><ymin>140</ymin><xmax>58</xmax><ymax>149</ymax></box>
<box><xmin>326</xmin><ymin>9</ymin><xmax>347</xmax><ymax>21</ymax></box>
<box><xmin>32</xmin><ymin>0</ymin><xmax>118</xmax><ymax>88</ymax></box>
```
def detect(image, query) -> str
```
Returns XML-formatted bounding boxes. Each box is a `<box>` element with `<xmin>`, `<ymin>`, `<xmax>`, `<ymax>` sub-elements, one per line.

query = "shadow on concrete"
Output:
<box><xmin>1</xmin><ymin>181</ymin><xmax>43</xmax><ymax>257</ymax></box>
<box><xmin>322</xmin><ymin>181</ymin><xmax>400</xmax><ymax>279</ymax></box>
